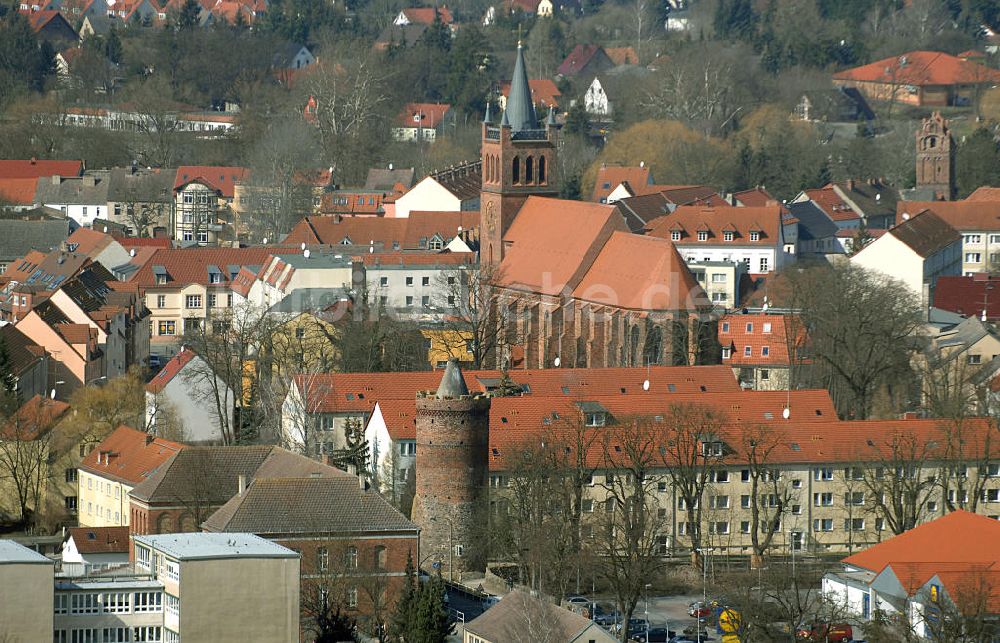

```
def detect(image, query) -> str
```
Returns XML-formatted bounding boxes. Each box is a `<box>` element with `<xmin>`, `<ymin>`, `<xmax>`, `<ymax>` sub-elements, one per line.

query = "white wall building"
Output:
<box><xmin>584</xmin><ymin>77</ymin><xmax>611</xmax><ymax>117</ymax></box>
<box><xmin>145</xmin><ymin>348</ymin><xmax>232</xmax><ymax>444</ymax></box>
<box><xmin>393</xmin><ymin>176</ymin><xmax>463</xmax><ymax>218</ymax></box>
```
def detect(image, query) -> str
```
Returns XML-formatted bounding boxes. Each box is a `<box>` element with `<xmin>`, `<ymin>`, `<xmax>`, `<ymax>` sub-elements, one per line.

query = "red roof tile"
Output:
<box><xmin>966</xmin><ymin>187</ymin><xmax>1000</xmax><ymax>202</ymax></box>
<box><xmin>646</xmin><ymin>205</ymin><xmax>783</xmax><ymax>247</ymax></box>
<box><xmin>500</xmin><ymin>79</ymin><xmax>561</xmax><ymax>109</ymax></box>
<box><xmin>0</xmin><ymin>159</ymin><xmax>82</xmax><ymax>180</ymax></box>
<box><xmin>802</xmin><ymin>186</ymin><xmax>861</xmax><ymax>222</ymax></box>
<box><xmin>395</xmin><ymin>103</ymin><xmax>451</xmax><ymax>129</ymax></box>
<box><xmin>499</xmin><ymin>196</ymin><xmax>627</xmax><ymax>295</ymax></box>
<box><xmin>604</xmin><ymin>47</ymin><xmax>639</xmax><ymax>66</ymax></box>
<box><xmin>283</xmin><ymin>212</ymin><xmax>477</xmax><ymax>251</ymax></box>
<box><xmin>572</xmin><ymin>231</ymin><xmax>707</xmax><ymax>310</ymax></box>
<box><xmin>593</xmin><ymin>165</ymin><xmax>651</xmax><ymax>202</ymax></box>
<box><xmin>145</xmin><ymin>347</ymin><xmax>195</xmax><ymax>394</ymax></box>
<box><xmin>558</xmin><ymin>44</ymin><xmax>608</xmax><ymax>77</ymax></box>
<box><xmin>897</xmin><ymin>199</ymin><xmax>1000</xmax><ymax>231</ymax></box>
<box><xmin>117</xmin><ymin>237</ymin><xmax>171</xmax><ymax>249</ymax></box>
<box><xmin>79</xmin><ymin>425</ymin><xmax>184</xmax><ymax>485</ymax></box>
<box><xmin>129</xmin><ymin>246</ymin><xmax>276</xmax><ymax>288</ymax></box>
<box><xmin>400</xmin><ymin>6</ymin><xmax>453</xmax><ymax>24</ymax></box>
<box><xmin>842</xmin><ymin>510</ymin><xmax>1000</xmax><ymax>573</ymax></box>
<box><xmin>933</xmin><ymin>274</ymin><xmax>1000</xmax><ymax>320</ymax></box>
<box><xmin>174</xmin><ymin>166</ymin><xmax>248</xmax><ymax>199</ymax></box>
<box><xmin>67</xmin><ymin>526</ymin><xmax>130</xmax><ymax>555</ymax></box>
<box><xmin>0</xmin><ymin>178</ymin><xmax>39</xmax><ymax>205</ymax></box>
<box><xmin>833</xmin><ymin>50</ymin><xmax>1000</xmax><ymax>87</ymax></box>
<box><xmin>0</xmin><ymin>395</ymin><xmax>69</xmax><ymax>440</ymax></box>
<box><xmin>66</xmin><ymin>227</ymin><xmax>114</xmax><ymax>257</ymax></box>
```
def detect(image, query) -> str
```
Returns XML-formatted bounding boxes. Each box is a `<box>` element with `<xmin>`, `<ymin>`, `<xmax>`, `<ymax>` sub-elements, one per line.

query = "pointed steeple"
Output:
<box><xmin>503</xmin><ymin>41</ymin><xmax>539</xmax><ymax>132</ymax></box>
<box><xmin>483</xmin><ymin>100</ymin><xmax>493</xmax><ymax>124</ymax></box>
<box><xmin>435</xmin><ymin>358</ymin><xmax>470</xmax><ymax>399</ymax></box>
<box><xmin>546</xmin><ymin>105</ymin><xmax>557</xmax><ymax>127</ymax></box>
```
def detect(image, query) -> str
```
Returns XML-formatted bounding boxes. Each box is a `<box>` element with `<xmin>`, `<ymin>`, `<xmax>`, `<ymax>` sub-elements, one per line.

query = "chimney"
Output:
<box><xmin>145</xmin><ymin>434</ymin><xmax>154</xmax><ymax>446</ymax></box>
<box><xmin>238</xmin><ymin>474</ymin><xmax>246</xmax><ymax>496</ymax></box>
<box><xmin>359</xmin><ymin>474</ymin><xmax>367</xmax><ymax>491</ymax></box>
<box><xmin>83</xmin><ymin>175</ymin><xmax>97</xmax><ymax>188</ymax></box>
<box><xmin>51</xmin><ymin>175</ymin><xmax>61</xmax><ymax>186</ymax></box>
<box><xmin>846</xmin><ymin>178</ymin><xmax>854</xmax><ymax>191</ymax></box>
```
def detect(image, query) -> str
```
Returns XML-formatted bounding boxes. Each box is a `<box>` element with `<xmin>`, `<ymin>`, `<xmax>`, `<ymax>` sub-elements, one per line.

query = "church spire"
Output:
<box><xmin>503</xmin><ymin>41</ymin><xmax>539</xmax><ymax>132</ymax></box>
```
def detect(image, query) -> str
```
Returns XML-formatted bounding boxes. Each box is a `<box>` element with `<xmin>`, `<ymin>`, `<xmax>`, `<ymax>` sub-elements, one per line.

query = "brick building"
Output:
<box><xmin>202</xmin><ymin>475</ymin><xmax>419</xmax><ymax>635</ymax></box>
<box><xmin>128</xmin><ymin>445</ymin><xmax>339</xmax><ymax>535</ymax></box>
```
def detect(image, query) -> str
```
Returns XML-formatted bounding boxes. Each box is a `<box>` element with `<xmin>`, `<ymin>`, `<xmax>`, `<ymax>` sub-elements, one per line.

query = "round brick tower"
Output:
<box><xmin>412</xmin><ymin>359</ymin><xmax>491</xmax><ymax>578</ymax></box>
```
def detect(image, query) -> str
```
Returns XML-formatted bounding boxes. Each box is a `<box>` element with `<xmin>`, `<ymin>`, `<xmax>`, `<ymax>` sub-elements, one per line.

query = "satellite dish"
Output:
<box><xmin>300</xmin><ymin>242</ymin><xmax>306</xmax><ymax>250</ymax></box>
<box><xmin>369</xmin><ymin>246</ymin><xmax>374</xmax><ymax>254</ymax></box>
<box><xmin>553</xmin><ymin>356</ymin><xmax>561</xmax><ymax>367</ymax></box>
<box><xmin>262</xmin><ymin>237</ymin><xmax>268</xmax><ymax>244</ymax></box>
<box><xmin>902</xmin><ymin>213</ymin><xmax>910</xmax><ymax>221</ymax></box>
<box><xmin>103</xmin><ymin>226</ymin><xmax>108</xmax><ymax>233</ymax></box>
<box><xmin>875</xmin><ymin>194</ymin><xmax>881</xmax><ymax>201</ymax></box>
<box><xmin>642</xmin><ymin>379</ymin><xmax>650</xmax><ymax>391</ymax></box>
<box><xmin>303</xmin><ymin>249</ymin><xmax>311</xmax><ymax>259</ymax></box>
<box><xmin>762</xmin><ymin>303</ymin><xmax>769</xmax><ymax>312</ymax></box>
<box><xmin>782</xmin><ymin>408</ymin><xmax>790</xmax><ymax>420</ymax></box>
<box><xmin>129</xmin><ymin>248</ymin><xmax>136</xmax><ymax>257</ymax></box>
<box><xmin>50</xmin><ymin>389</ymin><xmax>56</xmax><ymax>399</ymax></box>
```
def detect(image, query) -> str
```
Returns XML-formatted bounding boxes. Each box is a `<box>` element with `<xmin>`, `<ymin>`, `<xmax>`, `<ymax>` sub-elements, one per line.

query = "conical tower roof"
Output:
<box><xmin>504</xmin><ymin>42</ymin><xmax>539</xmax><ymax>132</ymax></box>
<box><xmin>435</xmin><ymin>358</ymin><xmax>470</xmax><ymax>399</ymax></box>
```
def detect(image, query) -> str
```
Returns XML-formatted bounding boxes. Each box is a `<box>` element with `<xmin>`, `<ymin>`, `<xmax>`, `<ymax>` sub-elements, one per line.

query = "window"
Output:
<box><xmin>741</xmin><ymin>494</ymin><xmax>750</xmax><ymax>508</ymax></box>
<box><xmin>71</xmin><ymin>630</ymin><xmax>98</xmax><ymax>643</ymax></box>
<box><xmin>987</xmin><ymin>463</ymin><xmax>1000</xmax><ymax>478</ymax></box>
<box><xmin>227</xmin><ymin>293</ymin><xmax>233</xmax><ymax>307</ymax></box>
<box><xmin>712</xmin><ymin>292</ymin><xmax>727</xmax><ymax>303</ymax></box>
<box><xmin>405</xmin><ymin>276</ymin><xmax>413</xmax><ymax>286</ymax></box>
<box><xmin>207</xmin><ymin>294</ymin><xmax>216</xmax><ymax>308</ymax></box>
<box><xmin>711</xmin><ymin>495</ymin><xmax>729</xmax><ymax>509</ymax></box>
<box><xmin>156</xmin><ymin>295</ymin><xmax>166</xmax><ymax>308</ymax></box>
<box><xmin>744</xmin><ymin>346</ymin><xmax>752</xmax><ymax>357</ymax></box>
<box><xmin>582</xmin><ymin>499</ymin><xmax>594</xmax><ymax>513</ymax></box>
<box><xmin>966</xmin><ymin>253</ymin><xmax>982</xmax><ymax>263</ymax></box>
<box><xmin>721</xmin><ymin>347</ymin><xmax>731</xmax><ymax>359</ymax></box>
<box><xmin>750</xmin><ymin>231</ymin><xmax>760</xmax><ymax>242</ymax></box>
<box><xmin>845</xmin><ymin>467</ymin><xmax>864</xmax><ymax>480</ymax></box>
<box><xmin>697</xmin><ymin>231</ymin><xmax>709</xmax><ymax>241</ymax></box>
<box><xmin>65</xmin><ymin>496</ymin><xmax>78</xmax><ymax>511</ymax></box>
<box><xmin>102</xmin><ymin>628</ymin><xmax>129</xmax><ymax>643</ymax></box>
<box><xmin>317</xmin><ymin>547</ymin><xmax>329</xmax><ymax>571</ymax></box>
<box><xmin>986</xmin><ymin>488</ymin><xmax>1000</xmax><ymax>503</ymax></box>
<box><xmin>71</xmin><ymin>593</ymin><xmax>100</xmax><ymax>614</ymax></box>
<box><xmin>813</xmin><ymin>492</ymin><xmax>833</xmax><ymax>506</ymax></box>
<box><xmin>136</xmin><ymin>545</ymin><xmax>151</xmax><ymax>570</ymax></box>
<box><xmin>55</xmin><ymin>594</ymin><xmax>68</xmax><ymax>614</ymax></box>
<box><xmin>422</xmin><ymin>276</ymin><xmax>430</xmax><ymax>286</ymax></box>
<box><xmin>702</xmin><ymin>441</ymin><xmax>724</xmax><ymax>457</ymax></box>
<box><xmin>185</xmin><ymin>295</ymin><xmax>201</xmax><ymax>309</ymax></box>
<box><xmin>399</xmin><ymin>442</ymin><xmax>416</xmax><ymax>456</ymax></box>
<box><xmin>710</xmin><ymin>470</ymin><xmax>729</xmax><ymax>483</ymax></box>
<box><xmin>133</xmin><ymin>627</ymin><xmax>162</xmax><ymax>642</ymax></box>
<box><xmin>759</xmin><ymin>257</ymin><xmax>769</xmax><ymax>272</ymax></box>
<box><xmin>760</xmin><ymin>369</ymin><xmax>770</xmax><ymax>380</ymax></box>
<box><xmin>379</xmin><ymin>276</ymin><xmax>388</xmax><ymax>287</ymax></box>
<box><xmin>65</xmin><ymin>468</ymin><xmax>77</xmax><ymax>483</ymax></box>
<box><xmin>740</xmin><ymin>521</ymin><xmax>750</xmax><ymax>534</ymax></box>
<box><xmin>814</xmin><ymin>467</ymin><xmax>833</xmax><ymax>481</ymax></box>
<box><xmin>102</xmin><ymin>592</ymin><xmax>130</xmax><ymax>614</ymax></box>
<box><xmin>964</xmin><ymin>234</ymin><xmax>983</xmax><ymax>244</ymax></box>
<box><xmin>813</xmin><ymin>518</ymin><xmax>833</xmax><ymax>532</ymax></box>
<box><xmin>346</xmin><ymin>587</ymin><xmax>358</xmax><ymax>609</ymax></box>
<box><xmin>182</xmin><ymin>231</ymin><xmax>193</xmax><ymax>241</ymax></box>
<box><xmin>657</xmin><ymin>481</ymin><xmax>667</xmax><ymax>492</ymax></box>
<box><xmin>344</xmin><ymin>546</ymin><xmax>358</xmax><ymax>568</ymax></box>
<box><xmin>722</xmin><ymin>321</ymin><xmax>730</xmax><ymax>332</ymax></box>
<box><xmin>164</xmin><ymin>560</ymin><xmax>179</xmax><ymax>582</ymax></box>
<box><xmin>709</xmin><ymin>521</ymin><xmax>729</xmax><ymax>535</ymax></box>
<box><xmin>845</xmin><ymin>518</ymin><xmax>865</xmax><ymax>532</ymax></box>
<box><xmin>375</xmin><ymin>546</ymin><xmax>387</xmax><ymax>570</ymax></box>
<box><xmin>158</xmin><ymin>321</ymin><xmax>175</xmax><ymax>336</ymax></box>
<box><xmin>585</xmin><ymin>412</ymin><xmax>606</xmax><ymax>427</ymax></box>
<box><xmin>710</xmin><ymin>273</ymin><xmax>727</xmax><ymax>283</ymax></box>
<box><xmin>724</xmin><ymin>231</ymin><xmax>734</xmax><ymax>241</ymax></box>
<box><xmin>845</xmin><ymin>492</ymin><xmax>865</xmax><ymax>506</ymax></box>
<box><xmin>968</xmin><ymin>354</ymin><xmax>982</xmax><ymax>365</ymax></box>
<box><xmin>671</xmin><ymin>231</ymin><xmax>681</xmax><ymax>242</ymax></box>
<box><xmin>133</xmin><ymin>591</ymin><xmax>162</xmax><ymax>613</ymax></box>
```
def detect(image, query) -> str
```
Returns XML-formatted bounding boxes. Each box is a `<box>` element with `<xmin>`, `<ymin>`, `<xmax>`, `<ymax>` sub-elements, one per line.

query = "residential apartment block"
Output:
<box><xmin>898</xmin><ymin>199</ymin><xmax>1000</xmax><ymax>275</ymax></box>
<box><xmin>78</xmin><ymin>426</ymin><xmax>184</xmax><ymax>528</ymax></box>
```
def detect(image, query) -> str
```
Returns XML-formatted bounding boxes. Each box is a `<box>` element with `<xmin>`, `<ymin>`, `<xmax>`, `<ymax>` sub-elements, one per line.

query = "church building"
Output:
<box><xmin>480</xmin><ymin>44</ymin><xmax>713</xmax><ymax>370</ymax></box>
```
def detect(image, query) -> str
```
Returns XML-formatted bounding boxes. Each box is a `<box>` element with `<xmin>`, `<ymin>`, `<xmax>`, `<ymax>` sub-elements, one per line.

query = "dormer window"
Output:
<box><xmin>721</xmin><ymin>347</ymin><xmax>731</xmax><ymax>359</ymax></box>
<box><xmin>701</xmin><ymin>441</ymin><xmax>724</xmax><ymax>457</ymax></box>
<box><xmin>671</xmin><ymin>231</ymin><xmax>681</xmax><ymax>242</ymax></box>
<box><xmin>724</xmin><ymin>231</ymin><xmax>734</xmax><ymax>241</ymax></box>
<box><xmin>750</xmin><ymin>231</ymin><xmax>761</xmax><ymax>242</ymax></box>
<box><xmin>585</xmin><ymin>412</ymin><xmax>606</xmax><ymax>427</ymax></box>
<box><xmin>697</xmin><ymin>231</ymin><xmax>709</xmax><ymax>241</ymax></box>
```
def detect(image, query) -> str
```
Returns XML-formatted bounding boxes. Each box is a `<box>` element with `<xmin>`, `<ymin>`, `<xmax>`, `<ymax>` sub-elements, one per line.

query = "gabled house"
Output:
<box><xmin>18</xmin><ymin>9</ymin><xmax>78</xmax><ymax>47</ymax></box>
<box><xmin>14</xmin><ymin>301</ymin><xmax>103</xmax><ymax>394</ymax></box>
<box><xmin>898</xmin><ymin>199</ymin><xmax>1000</xmax><ymax>275</ymax></box>
<box><xmin>645</xmin><ymin>205</ymin><xmax>791</xmax><ymax>275</ymax></box>
<box><xmin>393</xmin><ymin>6</ymin><xmax>453</xmax><ymax>26</ymax></box>
<box><xmin>851</xmin><ymin>209</ymin><xmax>962</xmax><ymax>308</ymax></box>
<box><xmin>272</xmin><ymin>42</ymin><xmax>314</xmax><ymax>70</ymax></box>
<box><xmin>77</xmin><ymin>425</ymin><xmax>184</xmax><ymax>528</ymax></box>
<box><xmin>60</xmin><ymin>526</ymin><xmax>130</xmax><ymax>575</ymax></box>
<box><xmin>833</xmin><ymin>50</ymin><xmax>1000</xmax><ymax>107</ymax></box>
<box><xmin>591</xmin><ymin>164</ymin><xmax>652</xmax><ymax>203</ymax></box>
<box><xmin>791</xmin><ymin>179</ymin><xmax>896</xmax><ymax>231</ymax></box>
<box><xmin>822</xmin><ymin>511</ymin><xmax>1000</xmax><ymax>638</ymax></box>
<box><xmin>0</xmin><ymin>219</ymin><xmax>74</xmax><ymax>273</ymax></box>
<box><xmin>498</xmin><ymin>78</ymin><xmax>561</xmax><ymax>111</ymax></box>
<box><xmin>63</xmin><ymin>227</ymin><xmax>130</xmax><ymax>274</ymax></box>
<box><xmin>33</xmin><ymin>172</ymin><xmax>110</xmax><ymax>228</ymax></box>
<box><xmin>464</xmin><ymin>590</ymin><xmax>617</xmax><ymax>643</ymax></box>
<box><xmin>144</xmin><ymin>347</ymin><xmax>233</xmax><ymax>445</ymax></box>
<box><xmin>391</xmin><ymin>102</ymin><xmax>453</xmax><ymax>142</ymax></box>
<box><xmin>105</xmin><ymin>165</ymin><xmax>175</xmax><ymax>238</ymax></box>
<box><xmin>584</xmin><ymin>77</ymin><xmax>610</xmax><ymax>117</ymax></box>
<box><xmin>0</xmin><ymin>325</ymin><xmax>49</xmax><ymax>401</ymax></box>
<box><xmin>718</xmin><ymin>313</ymin><xmax>804</xmax><ymax>390</ymax></box>
<box><xmin>557</xmin><ymin>44</ymin><xmax>614</xmax><ymax>78</ymax></box>
<box><xmin>172</xmin><ymin>166</ymin><xmax>248</xmax><ymax>245</ymax></box>
<box><xmin>793</xmin><ymin>87</ymin><xmax>874</xmax><ymax>124</ymax></box>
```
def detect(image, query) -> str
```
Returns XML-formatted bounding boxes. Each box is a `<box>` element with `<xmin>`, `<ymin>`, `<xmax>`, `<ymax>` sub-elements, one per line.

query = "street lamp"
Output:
<box><xmin>694</xmin><ymin>548</ymin><xmax>716</xmax><ymax>643</ymax></box>
<box><xmin>644</xmin><ymin>583</ymin><xmax>652</xmax><ymax>642</ymax></box>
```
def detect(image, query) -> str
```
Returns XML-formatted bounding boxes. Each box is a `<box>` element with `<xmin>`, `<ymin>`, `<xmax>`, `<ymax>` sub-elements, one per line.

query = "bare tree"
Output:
<box><xmin>437</xmin><ymin>264</ymin><xmax>509</xmax><ymax>370</ymax></box>
<box><xmin>937</xmin><ymin>416</ymin><xmax>997</xmax><ymax>514</ymax></box>
<box><xmin>127</xmin><ymin>77</ymin><xmax>182</xmax><ymax>168</ymax></box>
<box><xmin>596</xmin><ymin>416</ymin><xmax>670</xmax><ymax>643</ymax></box>
<box><xmin>657</xmin><ymin>403</ymin><xmax>728</xmax><ymax>567</ymax></box>
<box><xmin>0</xmin><ymin>400</ymin><xmax>52</xmax><ymax>526</ymax></box>
<box><xmin>858</xmin><ymin>431</ymin><xmax>938</xmax><ymax>536</ymax></box>
<box><xmin>741</xmin><ymin>423</ymin><xmax>794</xmax><ymax>568</ymax></box>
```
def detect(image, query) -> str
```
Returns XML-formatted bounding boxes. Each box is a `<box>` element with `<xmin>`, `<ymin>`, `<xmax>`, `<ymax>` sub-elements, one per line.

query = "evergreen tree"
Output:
<box><xmin>388</xmin><ymin>552</ymin><xmax>418</xmax><ymax>639</ymax></box>
<box><xmin>177</xmin><ymin>0</ymin><xmax>202</xmax><ymax>29</ymax></box>
<box><xmin>412</xmin><ymin>573</ymin><xmax>452</xmax><ymax>643</ymax></box>
<box><xmin>564</xmin><ymin>101</ymin><xmax>590</xmax><ymax>137</ymax></box>
<box><xmin>957</xmin><ymin>127</ymin><xmax>1000</xmax><ymax>198</ymax></box>
<box><xmin>445</xmin><ymin>25</ymin><xmax>491</xmax><ymax>116</ymax></box>
<box><xmin>0</xmin><ymin>336</ymin><xmax>17</xmax><ymax>411</ymax></box>
<box><xmin>104</xmin><ymin>28</ymin><xmax>123</xmax><ymax>64</ymax></box>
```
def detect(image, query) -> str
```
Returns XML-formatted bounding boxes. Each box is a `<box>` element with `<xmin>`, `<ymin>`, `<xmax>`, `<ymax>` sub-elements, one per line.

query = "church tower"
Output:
<box><xmin>411</xmin><ymin>359</ymin><xmax>491</xmax><ymax>577</ymax></box>
<box><xmin>480</xmin><ymin>42</ymin><xmax>561</xmax><ymax>269</ymax></box>
<box><xmin>915</xmin><ymin>111</ymin><xmax>955</xmax><ymax>200</ymax></box>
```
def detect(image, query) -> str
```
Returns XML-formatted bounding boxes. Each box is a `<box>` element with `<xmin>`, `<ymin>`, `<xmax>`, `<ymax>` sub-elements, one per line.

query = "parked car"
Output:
<box><xmin>796</xmin><ymin>622</ymin><xmax>854</xmax><ymax>643</ymax></box>
<box><xmin>565</xmin><ymin>595</ymin><xmax>592</xmax><ymax>609</ymax></box>
<box><xmin>630</xmin><ymin>626</ymin><xmax>674</xmax><ymax>642</ymax></box>
<box><xmin>668</xmin><ymin>635</ymin><xmax>713</xmax><ymax>643</ymax></box>
<box><xmin>594</xmin><ymin>608</ymin><xmax>622</xmax><ymax>627</ymax></box>
<box><xmin>688</xmin><ymin>600</ymin><xmax>719</xmax><ymax>618</ymax></box>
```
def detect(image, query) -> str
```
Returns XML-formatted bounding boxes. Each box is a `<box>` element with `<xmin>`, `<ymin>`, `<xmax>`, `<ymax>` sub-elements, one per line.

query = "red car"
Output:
<box><xmin>687</xmin><ymin>601</ymin><xmax>718</xmax><ymax>618</ymax></box>
<box><xmin>796</xmin><ymin>623</ymin><xmax>854</xmax><ymax>643</ymax></box>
